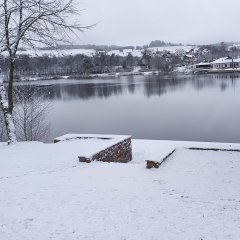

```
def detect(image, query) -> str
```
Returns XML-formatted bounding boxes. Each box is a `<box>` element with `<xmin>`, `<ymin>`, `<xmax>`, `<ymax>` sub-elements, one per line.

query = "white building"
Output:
<box><xmin>211</xmin><ymin>57</ymin><xmax>240</xmax><ymax>69</ymax></box>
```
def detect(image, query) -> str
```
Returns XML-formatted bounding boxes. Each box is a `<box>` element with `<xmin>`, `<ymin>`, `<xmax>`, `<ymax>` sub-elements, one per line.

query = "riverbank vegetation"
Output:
<box><xmin>2</xmin><ymin>41</ymin><xmax>240</xmax><ymax>81</ymax></box>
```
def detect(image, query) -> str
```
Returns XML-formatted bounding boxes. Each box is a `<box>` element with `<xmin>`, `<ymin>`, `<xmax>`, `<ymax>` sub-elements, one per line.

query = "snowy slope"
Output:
<box><xmin>0</xmin><ymin>139</ymin><xmax>240</xmax><ymax>239</ymax></box>
<box><xmin>148</xmin><ymin>45</ymin><xmax>195</xmax><ymax>53</ymax></box>
<box><xmin>1</xmin><ymin>45</ymin><xmax>197</xmax><ymax>58</ymax></box>
<box><xmin>16</xmin><ymin>48</ymin><xmax>97</xmax><ymax>57</ymax></box>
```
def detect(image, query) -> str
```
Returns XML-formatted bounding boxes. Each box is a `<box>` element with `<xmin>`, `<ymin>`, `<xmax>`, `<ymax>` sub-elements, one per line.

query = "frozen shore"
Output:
<box><xmin>1</xmin><ymin>139</ymin><xmax>240</xmax><ymax>239</ymax></box>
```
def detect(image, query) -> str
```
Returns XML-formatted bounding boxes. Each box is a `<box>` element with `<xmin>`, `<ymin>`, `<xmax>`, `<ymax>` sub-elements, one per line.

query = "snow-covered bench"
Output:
<box><xmin>54</xmin><ymin>134</ymin><xmax>132</xmax><ymax>163</ymax></box>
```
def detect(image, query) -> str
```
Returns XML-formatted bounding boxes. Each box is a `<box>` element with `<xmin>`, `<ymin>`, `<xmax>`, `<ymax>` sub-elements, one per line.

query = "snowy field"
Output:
<box><xmin>1</xmin><ymin>139</ymin><xmax>240</xmax><ymax>239</ymax></box>
<box><xmin>1</xmin><ymin>45</ymin><xmax>197</xmax><ymax>58</ymax></box>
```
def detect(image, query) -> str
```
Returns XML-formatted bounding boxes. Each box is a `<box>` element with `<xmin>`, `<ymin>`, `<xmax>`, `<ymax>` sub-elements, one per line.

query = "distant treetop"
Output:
<box><xmin>149</xmin><ymin>40</ymin><xmax>182</xmax><ymax>48</ymax></box>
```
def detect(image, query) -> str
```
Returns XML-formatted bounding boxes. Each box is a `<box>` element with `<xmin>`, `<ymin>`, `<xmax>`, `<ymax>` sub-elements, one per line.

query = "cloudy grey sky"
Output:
<box><xmin>78</xmin><ymin>0</ymin><xmax>240</xmax><ymax>46</ymax></box>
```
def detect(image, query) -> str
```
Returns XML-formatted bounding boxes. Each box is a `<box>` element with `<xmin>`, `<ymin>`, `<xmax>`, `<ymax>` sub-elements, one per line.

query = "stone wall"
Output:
<box><xmin>79</xmin><ymin>138</ymin><xmax>132</xmax><ymax>163</ymax></box>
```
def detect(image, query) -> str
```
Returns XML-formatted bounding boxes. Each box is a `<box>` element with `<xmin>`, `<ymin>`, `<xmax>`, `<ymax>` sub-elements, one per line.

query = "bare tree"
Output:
<box><xmin>0</xmin><ymin>110</ymin><xmax>7</xmax><ymax>141</ymax></box>
<box><xmin>0</xmin><ymin>77</ymin><xmax>17</xmax><ymax>144</ymax></box>
<box><xmin>0</xmin><ymin>0</ymin><xmax>91</xmax><ymax>144</ymax></box>
<box><xmin>14</xmin><ymin>86</ymin><xmax>51</xmax><ymax>141</ymax></box>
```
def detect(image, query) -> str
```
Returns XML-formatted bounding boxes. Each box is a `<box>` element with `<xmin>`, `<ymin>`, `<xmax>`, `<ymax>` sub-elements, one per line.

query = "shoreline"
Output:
<box><xmin>5</xmin><ymin>70</ymin><xmax>162</xmax><ymax>83</ymax></box>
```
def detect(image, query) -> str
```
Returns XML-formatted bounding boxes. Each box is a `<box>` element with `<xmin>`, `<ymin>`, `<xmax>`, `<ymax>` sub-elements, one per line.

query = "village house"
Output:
<box><xmin>195</xmin><ymin>56</ymin><xmax>240</xmax><ymax>73</ymax></box>
<box><xmin>211</xmin><ymin>56</ymin><xmax>240</xmax><ymax>69</ymax></box>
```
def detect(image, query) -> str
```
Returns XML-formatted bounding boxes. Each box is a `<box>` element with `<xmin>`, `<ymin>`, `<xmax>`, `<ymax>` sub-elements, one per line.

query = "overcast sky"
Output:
<box><xmin>77</xmin><ymin>0</ymin><xmax>240</xmax><ymax>46</ymax></box>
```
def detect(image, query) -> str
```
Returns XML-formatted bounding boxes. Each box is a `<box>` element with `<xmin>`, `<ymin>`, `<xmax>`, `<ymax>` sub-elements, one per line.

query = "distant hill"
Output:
<box><xmin>208</xmin><ymin>41</ymin><xmax>240</xmax><ymax>47</ymax></box>
<box><xmin>149</xmin><ymin>40</ymin><xmax>183</xmax><ymax>48</ymax></box>
<box><xmin>39</xmin><ymin>41</ymin><xmax>185</xmax><ymax>51</ymax></box>
<box><xmin>40</xmin><ymin>44</ymin><xmax>135</xmax><ymax>51</ymax></box>
<box><xmin>11</xmin><ymin>40</ymin><xmax>240</xmax><ymax>53</ymax></box>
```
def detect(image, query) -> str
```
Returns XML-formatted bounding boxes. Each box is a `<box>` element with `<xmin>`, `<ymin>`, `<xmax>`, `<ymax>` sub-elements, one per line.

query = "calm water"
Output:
<box><xmin>20</xmin><ymin>74</ymin><xmax>240</xmax><ymax>143</ymax></box>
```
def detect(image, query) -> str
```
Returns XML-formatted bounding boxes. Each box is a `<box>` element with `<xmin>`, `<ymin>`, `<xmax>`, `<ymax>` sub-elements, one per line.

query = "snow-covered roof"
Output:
<box><xmin>185</xmin><ymin>54</ymin><xmax>194</xmax><ymax>58</ymax></box>
<box><xmin>211</xmin><ymin>57</ymin><xmax>240</xmax><ymax>64</ymax></box>
<box><xmin>196</xmin><ymin>62</ymin><xmax>211</xmax><ymax>66</ymax></box>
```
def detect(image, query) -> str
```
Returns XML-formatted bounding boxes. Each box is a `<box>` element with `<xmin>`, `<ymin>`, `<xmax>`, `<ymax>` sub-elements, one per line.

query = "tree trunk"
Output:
<box><xmin>8</xmin><ymin>60</ymin><xmax>15</xmax><ymax>113</ymax></box>
<box><xmin>0</xmin><ymin>81</ymin><xmax>17</xmax><ymax>145</ymax></box>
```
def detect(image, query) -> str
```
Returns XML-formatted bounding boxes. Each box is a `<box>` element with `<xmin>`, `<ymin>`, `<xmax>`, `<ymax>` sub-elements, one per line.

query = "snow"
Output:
<box><xmin>54</xmin><ymin>134</ymin><xmax>131</xmax><ymax>158</ymax></box>
<box><xmin>175</xmin><ymin>65</ymin><xmax>193</xmax><ymax>74</ymax></box>
<box><xmin>108</xmin><ymin>49</ymin><xmax>143</xmax><ymax>57</ymax></box>
<box><xmin>1</xmin><ymin>45</ymin><xmax>198</xmax><ymax>58</ymax></box>
<box><xmin>15</xmin><ymin>48</ymin><xmax>97</xmax><ymax>57</ymax></box>
<box><xmin>132</xmin><ymin>66</ymin><xmax>141</xmax><ymax>73</ymax></box>
<box><xmin>54</xmin><ymin>133</ymin><xmax>130</xmax><ymax>142</ymax></box>
<box><xmin>211</xmin><ymin>57</ymin><xmax>240</xmax><ymax>64</ymax></box>
<box><xmin>1</xmin><ymin>139</ymin><xmax>240</xmax><ymax>239</ymax></box>
<box><xmin>195</xmin><ymin>62</ymin><xmax>211</xmax><ymax>66</ymax></box>
<box><xmin>148</xmin><ymin>45</ymin><xmax>195</xmax><ymax>54</ymax></box>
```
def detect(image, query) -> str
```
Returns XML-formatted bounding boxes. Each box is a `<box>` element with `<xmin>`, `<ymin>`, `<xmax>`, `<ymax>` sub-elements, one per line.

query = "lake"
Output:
<box><xmin>18</xmin><ymin>73</ymin><xmax>240</xmax><ymax>143</ymax></box>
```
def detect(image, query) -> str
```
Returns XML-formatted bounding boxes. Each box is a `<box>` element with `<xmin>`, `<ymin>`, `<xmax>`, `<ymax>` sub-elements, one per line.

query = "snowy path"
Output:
<box><xmin>1</xmin><ymin>140</ymin><xmax>240</xmax><ymax>239</ymax></box>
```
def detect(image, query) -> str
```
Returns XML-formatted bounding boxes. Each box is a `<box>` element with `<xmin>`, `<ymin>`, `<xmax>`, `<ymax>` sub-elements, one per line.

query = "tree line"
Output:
<box><xmin>0</xmin><ymin>50</ymin><xmax>187</xmax><ymax>80</ymax></box>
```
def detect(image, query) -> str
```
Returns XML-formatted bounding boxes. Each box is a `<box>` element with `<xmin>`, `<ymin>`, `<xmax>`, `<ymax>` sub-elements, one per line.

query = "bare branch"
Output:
<box><xmin>0</xmin><ymin>0</ymin><xmax>93</xmax><ymax>144</ymax></box>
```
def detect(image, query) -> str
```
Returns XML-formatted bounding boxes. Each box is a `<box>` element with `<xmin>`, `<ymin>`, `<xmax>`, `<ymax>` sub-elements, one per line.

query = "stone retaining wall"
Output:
<box><xmin>79</xmin><ymin>138</ymin><xmax>132</xmax><ymax>163</ymax></box>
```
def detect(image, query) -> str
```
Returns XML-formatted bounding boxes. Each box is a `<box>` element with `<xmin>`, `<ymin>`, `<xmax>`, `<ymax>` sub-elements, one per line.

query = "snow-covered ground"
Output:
<box><xmin>148</xmin><ymin>45</ymin><xmax>196</xmax><ymax>53</ymax></box>
<box><xmin>2</xmin><ymin>45</ymin><xmax>197</xmax><ymax>58</ymax></box>
<box><xmin>1</xmin><ymin>139</ymin><xmax>240</xmax><ymax>239</ymax></box>
<box><xmin>16</xmin><ymin>48</ymin><xmax>97</xmax><ymax>57</ymax></box>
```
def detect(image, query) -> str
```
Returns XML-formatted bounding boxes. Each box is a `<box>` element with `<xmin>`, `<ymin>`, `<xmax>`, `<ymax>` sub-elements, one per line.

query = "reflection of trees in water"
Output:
<box><xmin>214</xmin><ymin>74</ymin><xmax>240</xmax><ymax>80</ymax></box>
<box><xmin>50</xmin><ymin>83</ymin><xmax>125</xmax><ymax>100</ymax></box>
<box><xmin>191</xmin><ymin>75</ymin><xmax>215</xmax><ymax>90</ymax></box>
<box><xmin>126</xmin><ymin>76</ymin><xmax>136</xmax><ymax>94</ymax></box>
<box><xmin>192</xmin><ymin>74</ymin><xmax>238</xmax><ymax>91</ymax></box>
<box><xmin>47</xmin><ymin>75</ymin><xmax>189</xmax><ymax>100</ymax></box>
<box><xmin>144</xmin><ymin>74</ymin><xmax>239</xmax><ymax>96</ymax></box>
<box><xmin>143</xmin><ymin>75</ymin><xmax>188</xmax><ymax>98</ymax></box>
<box><xmin>18</xmin><ymin>74</ymin><xmax>240</xmax><ymax>102</ymax></box>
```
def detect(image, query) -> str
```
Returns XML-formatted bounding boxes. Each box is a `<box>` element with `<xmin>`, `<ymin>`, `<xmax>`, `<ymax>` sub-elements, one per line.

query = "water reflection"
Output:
<box><xmin>40</xmin><ymin>74</ymin><xmax>239</xmax><ymax>100</ymax></box>
<box><xmin>17</xmin><ymin>74</ymin><xmax>240</xmax><ymax>143</ymax></box>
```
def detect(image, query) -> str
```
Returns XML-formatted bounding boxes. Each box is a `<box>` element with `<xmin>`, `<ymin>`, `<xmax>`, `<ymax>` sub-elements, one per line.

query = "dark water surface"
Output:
<box><xmin>19</xmin><ymin>74</ymin><xmax>240</xmax><ymax>143</ymax></box>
